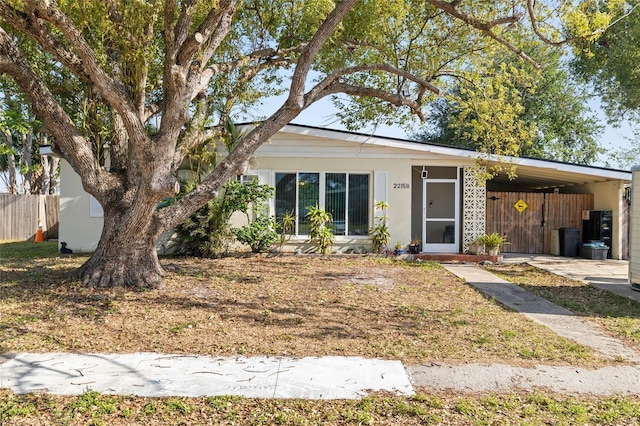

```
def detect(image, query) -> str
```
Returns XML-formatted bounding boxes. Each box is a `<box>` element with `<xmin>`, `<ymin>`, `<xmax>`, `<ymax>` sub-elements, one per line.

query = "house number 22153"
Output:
<box><xmin>393</xmin><ymin>183</ymin><xmax>410</xmax><ymax>189</ymax></box>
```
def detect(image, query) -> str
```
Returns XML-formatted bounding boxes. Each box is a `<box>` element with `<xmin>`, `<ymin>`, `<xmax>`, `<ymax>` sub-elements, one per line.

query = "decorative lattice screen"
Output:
<box><xmin>462</xmin><ymin>167</ymin><xmax>486</xmax><ymax>253</ymax></box>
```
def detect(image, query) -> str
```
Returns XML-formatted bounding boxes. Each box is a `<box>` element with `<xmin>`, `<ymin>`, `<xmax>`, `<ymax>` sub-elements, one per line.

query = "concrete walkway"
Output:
<box><xmin>440</xmin><ymin>263</ymin><xmax>640</xmax><ymax>363</ymax></box>
<box><xmin>3</xmin><ymin>257</ymin><xmax>640</xmax><ymax>398</ymax></box>
<box><xmin>408</xmin><ymin>257</ymin><xmax>640</xmax><ymax>395</ymax></box>
<box><xmin>407</xmin><ymin>363</ymin><xmax>640</xmax><ymax>396</ymax></box>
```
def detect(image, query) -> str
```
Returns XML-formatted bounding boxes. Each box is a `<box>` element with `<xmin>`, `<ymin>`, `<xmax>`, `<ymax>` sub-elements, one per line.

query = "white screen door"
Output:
<box><xmin>423</xmin><ymin>176</ymin><xmax>459</xmax><ymax>252</ymax></box>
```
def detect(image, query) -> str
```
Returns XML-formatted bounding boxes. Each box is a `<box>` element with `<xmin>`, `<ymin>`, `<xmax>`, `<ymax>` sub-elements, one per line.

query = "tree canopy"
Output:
<box><xmin>414</xmin><ymin>47</ymin><xmax>604</xmax><ymax>165</ymax></box>
<box><xmin>572</xmin><ymin>0</ymin><xmax>640</xmax><ymax>121</ymax></box>
<box><xmin>0</xmin><ymin>74</ymin><xmax>59</xmax><ymax>194</ymax></box>
<box><xmin>0</xmin><ymin>0</ymin><xmax>621</xmax><ymax>287</ymax></box>
<box><xmin>572</xmin><ymin>0</ymin><xmax>640</xmax><ymax>168</ymax></box>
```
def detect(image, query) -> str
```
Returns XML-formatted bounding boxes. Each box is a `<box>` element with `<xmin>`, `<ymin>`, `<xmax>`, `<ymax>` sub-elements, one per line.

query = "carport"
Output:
<box><xmin>482</xmin><ymin>157</ymin><xmax>631</xmax><ymax>259</ymax></box>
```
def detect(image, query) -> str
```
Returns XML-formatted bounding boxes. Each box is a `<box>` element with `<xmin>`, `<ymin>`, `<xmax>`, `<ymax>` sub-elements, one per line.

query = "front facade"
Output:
<box><xmin>252</xmin><ymin>126</ymin><xmax>480</xmax><ymax>254</ymax></box>
<box><xmin>56</xmin><ymin>124</ymin><xmax>633</xmax><ymax>258</ymax></box>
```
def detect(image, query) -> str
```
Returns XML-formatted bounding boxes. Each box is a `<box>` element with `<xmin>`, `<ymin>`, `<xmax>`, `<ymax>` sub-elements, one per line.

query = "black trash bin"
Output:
<box><xmin>559</xmin><ymin>227</ymin><xmax>579</xmax><ymax>257</ymax></box>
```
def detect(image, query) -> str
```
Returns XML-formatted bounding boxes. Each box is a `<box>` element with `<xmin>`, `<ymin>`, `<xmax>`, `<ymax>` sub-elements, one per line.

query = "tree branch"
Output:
<box><xmin>314</xmin><ymin>63</ymin><xmax>440</xmax><ymax>97</ymax></box>
<box><xmin>185</xmin><ymin>44</ymin><xmax>301</xmax><ymax>102</ymax></box>
<box><xmin>300</xmin><ymin>63</ymin><xmax>441</xmax><ymax>121</ymax></box>
<box><xmin>426</xmin><ymin>0</ymin><xmax>540</xmax><ymax>69</ymax></box>
<box><xmin>325</xmin><ymin>82</ymin><xmax>429</xmax><ymax>121</ymax></box>
<box><xmin>426</xmin><ymin>0</ymin><xmax>521</xmax><ymax>31</ymax></box>
<box><xmin>20</xmin><ymin>0</ymin><xmax>150</xmax><ymax>162</ymax></box>
<box><xmin>285</xmin><ymin>0</ymin><xmax>360</xmax><ymax>110</ymax></box>
<box><xmin>0</xmin><ymin>1</ymin><xmax>89</xmax><ymax>80</ymax></box>
<box><xmin>177</xmin><ymin>0</ymin><xmax>239</xmax><ymax>66</ymax></box>
<box><xmin>155</xmin><ymin>0</ymin><xmax>362</xmax><ymax>231</ymax></box>
<box><xmin>0</xmin><ymin>28</ymin><xmax>118</xmax><ymax>196</ymax></box>
<box><xmin>526</xmin><ymin>0</ymin><xmax>638</xmax><ymax>46</ymax></box>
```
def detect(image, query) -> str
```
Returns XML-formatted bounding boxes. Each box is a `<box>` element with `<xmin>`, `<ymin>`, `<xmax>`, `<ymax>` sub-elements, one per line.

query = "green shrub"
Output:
<box><xmin>369</xmin><ymin>201</ymin><xmax>390</xmax><ymax>253</ymax></box>
<box><xmin>232</xmin><ymin>215</ymin><xmax>279</xmax><ymax>253</ymax></box>
<box><xmin>176</xmin><ymin>179</ymin><xmax>275</xmax><ymax>257</ymax></box>
<box><xmin>306</xmin><ymin>205</ymin><xmax>334</xmax><ymax>254</ymax></box>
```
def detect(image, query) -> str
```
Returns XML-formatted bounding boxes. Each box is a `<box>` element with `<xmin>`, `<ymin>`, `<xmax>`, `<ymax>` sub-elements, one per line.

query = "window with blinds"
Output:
<box><xmin>275</xmin><ymin>172</ymin><xmax>370</xmax><ymax>236</ymax></box>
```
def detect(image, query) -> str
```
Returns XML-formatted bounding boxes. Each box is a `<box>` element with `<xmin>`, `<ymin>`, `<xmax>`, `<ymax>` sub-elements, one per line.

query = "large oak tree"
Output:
<box><xmin>0</xmin><ymin>0</ymin><xmax>620</xmax><ymax>288</ymax></box>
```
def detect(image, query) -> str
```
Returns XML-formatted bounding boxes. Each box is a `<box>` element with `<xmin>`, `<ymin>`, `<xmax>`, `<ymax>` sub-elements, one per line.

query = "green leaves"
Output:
<box><xmin>306</xmin><ymin>204</ymin><xmax>334</xmax><ymax>254</ymax></box>
<box><xmin>368</xmin><ymin>200</ymin><xmax>390</xmax><ymax>253</ymax></box>
<box><xmin>176</xmin><ymin>178</ymin><xmax>276</xmax><ymax>257</ymax></box>
<box><xmin>572</xmin><ymin>0</ymin><xmax>640</xmax><ymax>120</ymax></box>
<box><xmin>415</xmin><ymin>40</ymin><xmax>604</xmax><ymax>166</ymax></box>
<box><xmin>232</xmin><ymin>215</ymin><xmax>279</xmax><ymax>253</ymax></box>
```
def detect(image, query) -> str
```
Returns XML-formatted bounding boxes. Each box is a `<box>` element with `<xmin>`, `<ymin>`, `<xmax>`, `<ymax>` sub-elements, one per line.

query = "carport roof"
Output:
<box><xmin>483</xmin><ymin>156</ymin><xmax>631</xmax><ymax>191</ymax></box>
<box><xmin>278</xmin><ymin>123</ymin><xmax>631</xmax><ymax>191</ymax></box>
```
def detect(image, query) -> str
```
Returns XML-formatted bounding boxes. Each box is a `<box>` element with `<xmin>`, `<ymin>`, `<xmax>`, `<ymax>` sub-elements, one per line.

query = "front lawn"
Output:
<box><xmin>0</xmin><ymin>241</ymin><xmax>603</xmax><ymax>366</ymax></box>
<box><xmin>4</xmin><ymin>240</ymin><xmax>640</xmax><ymax>425</ymax></box>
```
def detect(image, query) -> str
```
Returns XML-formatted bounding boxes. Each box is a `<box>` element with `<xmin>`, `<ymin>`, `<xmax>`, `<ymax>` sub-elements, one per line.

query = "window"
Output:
<box><xmin>237</xmin><ymin>174</ymin><xmax>259</xmax><ymax>185</ymax></box>
<box><xmin>275</xmin><ymin>172</ymin><xmax>370</xmax><ymax>236</ymax></box>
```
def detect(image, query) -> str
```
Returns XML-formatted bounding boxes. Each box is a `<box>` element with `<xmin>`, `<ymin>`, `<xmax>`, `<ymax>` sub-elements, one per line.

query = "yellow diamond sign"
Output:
<box><xmin>514</xmin><ymin>199</ymin><xmax>528</xmax><ymax>213</ymax></box>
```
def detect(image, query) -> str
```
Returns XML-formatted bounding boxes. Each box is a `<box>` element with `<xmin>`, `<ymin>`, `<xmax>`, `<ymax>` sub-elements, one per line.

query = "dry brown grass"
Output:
<box><xmin>485</xmin><ymin>262</ymin><xmax>640</xmax><ymax>353</ymax></box>
<box><xmin>0</xmin><ymin>243</ymin><xmax>613</xmax><ymax>367</ymax></box>
<box><xmin>6</xmin><ymin>242</ymin><xmax>640</xmax><ymax>425</ymax></box>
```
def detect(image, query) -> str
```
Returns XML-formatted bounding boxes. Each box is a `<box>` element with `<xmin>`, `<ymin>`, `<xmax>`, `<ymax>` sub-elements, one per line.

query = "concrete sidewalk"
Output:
<box><xmin>407</xmin><ymin>363</ymin><xmax>640</xmax><ymax>395</ymax></box>
<box><xmin>0</xmin><ymin>353</ymin><xmax>413</xmax><ymax>399</ymax></box>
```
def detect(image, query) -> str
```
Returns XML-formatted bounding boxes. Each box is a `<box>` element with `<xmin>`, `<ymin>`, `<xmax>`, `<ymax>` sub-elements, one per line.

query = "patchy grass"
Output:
<box><xmin>4</xmin><ymin>241</ymin><xmax>640</xmax><ymax>424</ymax></box>
<box><xmin>0</xmin><ymin>240</ymin><xmax>59</xmax><ymax>259</ymax></box>
<box><xmin>0</xmin><ymin>241</ymin><xmax>608</xmax><ymax>366</ymax></box>
<box><xmin>3</xmin><ymin>388</ymin><xmax>640</xmax><ymax>425</ymax></box>
<box><xmin>485</xmin><ymin>263</ymin><xmax>640</xmax><ymax>352</ymax></box>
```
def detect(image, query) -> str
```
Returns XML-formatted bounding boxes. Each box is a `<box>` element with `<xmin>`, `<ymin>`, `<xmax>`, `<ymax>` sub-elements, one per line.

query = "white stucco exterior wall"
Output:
<box><xmin>253</xmin><ymin>157</ymin><xmax>410</xmax><ymax>248</ymax></box>
<box><xmin>54</xmin><ymin>126</ymin><xmax>630</xmax><ymax>256</ymax></box>
<box><xmin>572</xmin><ymin>180</ymin><xmax>627</xmax><ymax>259</ymax></box>
<box><xmin>58</xmin><ymin>160</ymin><xmax>104</xmax><ymax>253</ymax></box>
<box><xmin>254</xmin><ymin>132</ymin><xmax>475</xmax><ymax>250</ymax></box>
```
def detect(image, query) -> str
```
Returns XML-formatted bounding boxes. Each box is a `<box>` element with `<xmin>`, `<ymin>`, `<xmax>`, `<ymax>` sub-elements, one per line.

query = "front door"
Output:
<box><xmin>423</xmin><ymin>170</ymin><xmax>459</xmax><ymax>252</ymax></box>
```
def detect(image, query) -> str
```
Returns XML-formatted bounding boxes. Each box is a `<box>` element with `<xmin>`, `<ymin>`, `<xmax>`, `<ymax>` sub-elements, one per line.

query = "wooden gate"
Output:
<box><xmin>486</xmin><ymin>192</ymin><xmax>594</xmax><ymax>254</ymax></box>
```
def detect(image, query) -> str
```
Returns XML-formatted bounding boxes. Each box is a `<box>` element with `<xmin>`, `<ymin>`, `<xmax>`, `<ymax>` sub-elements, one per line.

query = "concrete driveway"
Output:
<box><xmin>502</xmin><ymin>253</ymin><xmax>637</xmax><ymax>300</ymax></box>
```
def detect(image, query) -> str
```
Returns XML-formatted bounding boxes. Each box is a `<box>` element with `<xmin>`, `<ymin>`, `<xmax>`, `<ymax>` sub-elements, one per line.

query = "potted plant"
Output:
<box><xmin>479</xmin><ymin>232</ymin><xmax>506</xmax><ymax>256</ymax></box>
<box><xmin>394</xmin><ymin>241</ymin><xmax>406</xmax><ymax>255</ymax></box>
<box><xmin>408</xmin><ymin>239</ymin><xmax>421</xmax><ymax>254</ymax></box>
<box><xmin>468</xmin><ymin>237</ymin><xmax>484</xmax><ymax>255</ymax></box>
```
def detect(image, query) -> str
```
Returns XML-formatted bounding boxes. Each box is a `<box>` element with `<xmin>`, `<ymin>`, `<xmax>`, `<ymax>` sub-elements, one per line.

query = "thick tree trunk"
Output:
<box><xmin>75</xmin><ymin>197</ymin><xmax>164</xmax><ymax>289</ymax></box>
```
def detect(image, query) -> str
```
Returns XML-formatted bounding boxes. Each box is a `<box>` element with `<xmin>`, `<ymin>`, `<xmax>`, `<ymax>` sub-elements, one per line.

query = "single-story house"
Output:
<box><xmin>49</xmin><ymin>124</ymin><xmax>632</xmax><ymax>258</ymax></box>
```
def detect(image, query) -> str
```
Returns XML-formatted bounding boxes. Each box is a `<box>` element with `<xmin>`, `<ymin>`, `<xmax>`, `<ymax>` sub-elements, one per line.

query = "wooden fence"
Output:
<box><xmin>486</xmin><ymin>191</ymin><xmax>594</xmax><ymax>254</ymax></box>
<box><xmin>0</xmin><ymin>194</ymin><xmax>59</xmax><ymax>241</ymax></box>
